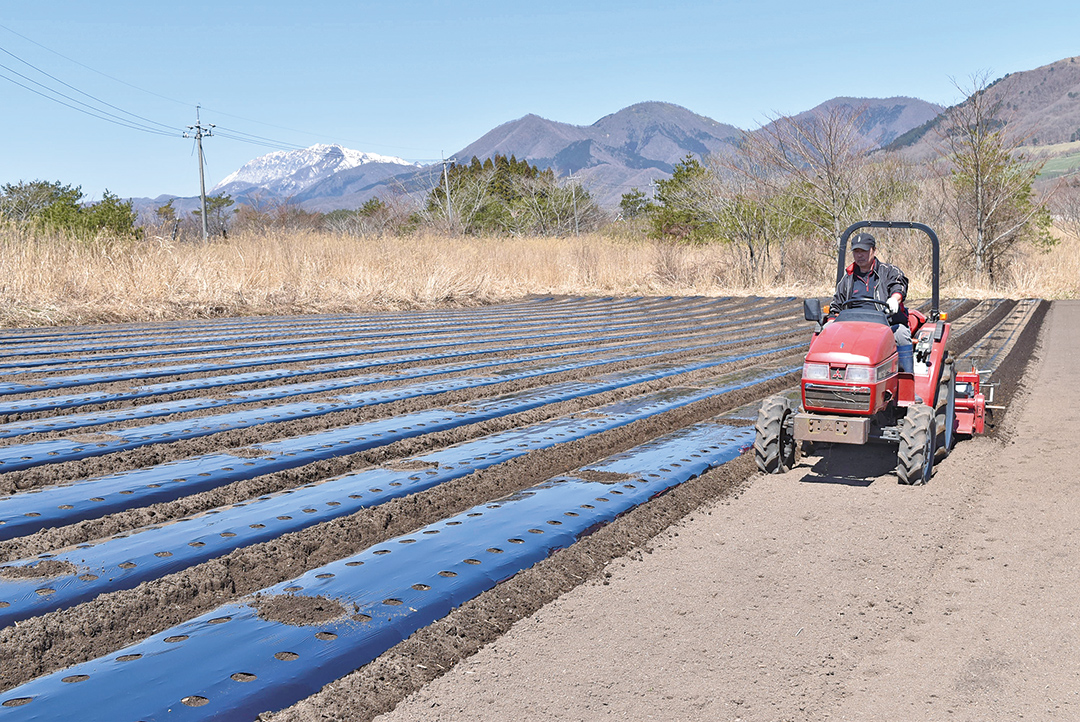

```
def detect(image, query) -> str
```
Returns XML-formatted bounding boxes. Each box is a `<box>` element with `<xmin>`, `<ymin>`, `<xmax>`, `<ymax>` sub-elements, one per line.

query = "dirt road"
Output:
<box><xmin>374</xmin><ymin>301</ymin><xmax>1079</xmax><ymax>721</ymax></box>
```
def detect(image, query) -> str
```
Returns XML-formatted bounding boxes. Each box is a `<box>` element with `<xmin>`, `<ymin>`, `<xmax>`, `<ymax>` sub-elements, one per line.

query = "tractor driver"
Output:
<box><xmin>831</xmin><ymin>232</ymin><xmax>915</xmax><ymax>373</ymax></box>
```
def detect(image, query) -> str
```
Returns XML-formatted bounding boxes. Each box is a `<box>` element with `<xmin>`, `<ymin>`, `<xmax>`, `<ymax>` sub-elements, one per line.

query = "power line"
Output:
<box><xmin>195</xmin><ymin>107</ymin><xmax>437</xmax><ymax>156</ymax></box>
<box><xmin>0</xmin><ymin>42</ymin><xmax>407</xmax><ymax>164</ymax></box>
<box><xmin>0</xmin><ymin>23</ymin><xmax>441</xmax><ymax>159</ymax></box>
<box><xmin>0</xmin><ymin>45</ymin><xmax>178</xmax><ymax>134</ymax></box>
<box><xmin>211</xmin><ymin>126</ymin><xmax>309</xmax><ymax>152</ymax></box>
<box><xmin>0</xmin><ymin>40</ymin><xmax>326</xmax><ymax>159</ymax></box>
<box><xmin>0</xmin><ymin>22</ymin><xmax>186</xmax><ymax>108</ymax></box>
<box><xmin>0</xmin><ymin>60</ymin><xmax>179</xmax><ymax>137</ymax></box>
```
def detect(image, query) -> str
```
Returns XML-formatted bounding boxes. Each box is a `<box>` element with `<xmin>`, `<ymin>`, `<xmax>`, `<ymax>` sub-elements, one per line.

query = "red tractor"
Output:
<box><xmin>754</xmin><ymin>221</ymin><xmax>989</xmax><ymax>484</ymax></box>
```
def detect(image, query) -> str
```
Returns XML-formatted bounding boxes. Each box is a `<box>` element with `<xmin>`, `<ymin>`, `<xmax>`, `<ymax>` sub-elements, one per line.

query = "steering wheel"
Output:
<box><xmin>834</xmin><ymin>298</ymin><xmax>890</xmax><ymax>312</ymax></box>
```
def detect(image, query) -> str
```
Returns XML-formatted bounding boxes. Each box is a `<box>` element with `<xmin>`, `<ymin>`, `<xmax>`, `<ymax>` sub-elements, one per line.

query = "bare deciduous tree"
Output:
<box><xmin>1048</xmin><ymin>177</ymin><xmax>1080</xmax><ymax>239</ymax></box>
<box><xmin>414</xmin><ymin>167</ymin><xmax>497</xmax><ymax>235</ymax></box>
<box><xmin>323</xmin><ymin>195</ymin><xmax>416</xmax><ymax>237</ymax></box>
<box><xmin>694</xmin><ymin>155</ymin><xmax>802</xmax><ymax>282</ymax></box>
<box><xmin>936</xmin><ymin>72</ymin><xmax>1053</xmax><ymax>279</ymax></box>
<box><xmin>509</xmin><ymin>175</ymin><xmax>604</xmax><ymax>236</ymax></box>
<box><xmin>737</xmin><ymin>104</ymin><xmax>876</xmax><ymax>246</ymax></box>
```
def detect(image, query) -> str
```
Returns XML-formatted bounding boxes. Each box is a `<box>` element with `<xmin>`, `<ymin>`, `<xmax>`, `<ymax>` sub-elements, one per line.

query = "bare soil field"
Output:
<box><xmin>366</xmin><ymin>302</ymin><xmax>1079</xmax><ymax>722</ymax></box>
<box><xmin>0</xmin><ymin>296</ymin><xmax>1057</xmax><ymax>721</ymax></box>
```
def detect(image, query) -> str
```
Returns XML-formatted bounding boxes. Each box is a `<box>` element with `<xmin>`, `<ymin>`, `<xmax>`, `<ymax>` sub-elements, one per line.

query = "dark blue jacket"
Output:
<box><xmin>831</xmin><ymin>259</ymin><xmax>909</xmax><ymax>323</ymax></box>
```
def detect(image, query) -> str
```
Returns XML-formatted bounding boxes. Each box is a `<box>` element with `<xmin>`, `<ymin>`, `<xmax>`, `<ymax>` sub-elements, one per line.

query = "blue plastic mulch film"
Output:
<box><xmin>0</xmin><ymin>362</ymin><xmax>798</xmax><ymax>627</ymax></box>
<box><xmin>0</xmin><ymin>295</ymin><xmax>737</xmax><ymax>370</ymax></box>
<box><xmin>0</xmin><ymin>326</ymin><xmax>798</xmax><ymax>471</ymax></box>
<box><xmin>0</xmin><ymin>295</ymin><xmax>777</xmax><ymax>395</ymax></box>
<box><xmin>959</xmin><ymin>298</ymin><xmax>1040</xmax><ymax>371</ymax></box>
<box><xmin>0</xmin><ymin>297</ymin><xmax>795</xmax><ymax>415</ymax></box>
<box><xmin>0</xmin><ymin>311</ymin><xmax>799</xmax><ymax>439</ymax></box>
<box><xmin>0</xmin><ymin>295</ymin><xmax>686</xmax><ymax>353</ymax></box>
<box><xmin>0</xmin><ymin>295</ymin><xmax>753</xmax><ymax>353</ymax></box>
<box><xmin>0</xmin><ymin>420</ymin><xmax>754</xmax><ymax>721</ymax></box>
<box><xmin>0</xmin><ymin>296</ymin><xmax>617</xmax><ymax>351</ymax></box>
<box><xmin>0</xmin><ymin>346</ymin><xmax>801</xmax><ymax>539</ymax></box>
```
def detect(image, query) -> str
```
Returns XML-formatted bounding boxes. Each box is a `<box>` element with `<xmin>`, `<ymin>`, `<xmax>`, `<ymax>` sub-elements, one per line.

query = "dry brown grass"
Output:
<box><xmin>0</xmin><ymin>224</ymin><xmax>1074</xmax><ymax>328</ymax></box>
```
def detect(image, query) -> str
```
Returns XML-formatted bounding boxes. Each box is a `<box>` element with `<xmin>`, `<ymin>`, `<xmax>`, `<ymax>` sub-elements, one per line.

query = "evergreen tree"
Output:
<box><xmin>82</xmin><ymin>190</ymin><xmax>139</xmax><ymax>237</ymax></box>
<box><xmin>192</xmin><ymin>194</ymin><xmax>236</xmax><ymax>237</ymax></box>
<box><xmin>647</xmin><ymin>155</ymin><xmax>719</xmax><ymax>241</ymax></box>
<box><xmin>424</xmin><ymin>154</ymin><xmax>600</xmax><ymax>236</ymax></box>
<box><xmin>0</xmin><ymin>180</ymin><xmax>139</xmax><ymax>237</ymax></box>
<box><xmin>0</xmin><ymin>180</ymin><xmax>83</xmax><ymax>223</ymax></box>
<box><xmin>619</xmin><ymin>188</ymin><xmax>652</xmax><ymax>219</ymax></box>
<box><xmin>156</xmin><ymin>200</ymin><xmax>177</xmax><ymax>223</ymax></box>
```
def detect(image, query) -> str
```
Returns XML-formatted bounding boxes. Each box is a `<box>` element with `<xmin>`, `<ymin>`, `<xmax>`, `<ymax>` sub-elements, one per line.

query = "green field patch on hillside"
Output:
<box><xmin>1038</xmin><ymin>150</ymin><xmax>1080</xmax><ymax>178</ymax></box>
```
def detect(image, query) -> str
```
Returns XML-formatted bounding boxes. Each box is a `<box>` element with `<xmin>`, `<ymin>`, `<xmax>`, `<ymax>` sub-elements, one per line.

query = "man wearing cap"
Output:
<box><xmin>831</xmin><ymin>232</ymin><xmax>914</xmax><ymax>372</ymax></box>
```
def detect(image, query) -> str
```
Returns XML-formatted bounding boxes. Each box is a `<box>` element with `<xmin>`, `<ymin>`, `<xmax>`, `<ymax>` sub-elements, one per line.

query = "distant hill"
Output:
<box><xmin>886</xmin><ymin>56</ymin><xmax>1080</xmax><ymax>157</ymax></box>
<box><xmin>211</xmin><ymin>144</ymin><xmax>420</xmax><ymax>207</ymax></box>
<box><xmin>456</xmin><ymin>99</ymin><xmax>941</xmax><ymax>207</ymax></box>
<box><xmin>773</xmin><ymin>96</ymin><xmax>943</xmax><ymax>149</ymax></box>
<box><xmin>454</xmin><ymin>102</ymin><xmax>744</xmax><ymax>207</ymax></box>
<box><xmin>457</xmin><ymin>102</ymin><xmax>744</xmax><ymax>172</ymax></box>
<box><xmin>128</xmin><ymin>97</ymin><xmax>956</xmax><ymax>216</ymax></box>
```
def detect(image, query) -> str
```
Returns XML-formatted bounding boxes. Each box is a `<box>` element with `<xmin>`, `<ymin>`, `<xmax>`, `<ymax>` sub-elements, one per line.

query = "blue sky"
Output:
<box><xmin>1</xmin><ymin>1</ymin><xmax>1077</xmax><ymax>200</ymax></box>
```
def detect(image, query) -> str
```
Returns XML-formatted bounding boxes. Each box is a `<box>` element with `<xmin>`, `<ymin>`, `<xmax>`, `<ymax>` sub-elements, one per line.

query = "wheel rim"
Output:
<box><xmin>945</xmin><ymin>379</ymin><xmax>956</xmax><ymax>451</ymax></box>
<box><xmin>780</xmin><ymin>410</ymin><xmax>795</xmax><ymax>467</ymax></box>
<box><xmin>921</xmin><ymin>418</ymin><xmax>936</xmax><ymax>482</ymax></box>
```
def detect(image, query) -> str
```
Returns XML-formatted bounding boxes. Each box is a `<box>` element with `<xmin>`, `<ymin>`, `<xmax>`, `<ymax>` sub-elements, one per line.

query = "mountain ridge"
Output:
<box><xmin>138</xmin><ymin>53</ymin><xmax>1080</xmax><ymax>217</ymax></box>
<box><xmin>129</xmin><ymin>99</ymin><xmax>939</xmax><ymax>217</ymax></box>
<box><xmin>885</xmin><ymin>56</ymin><xmax>1080</xmax><ymax>156</ymax></box>
<box><xmin>212</xmin><ymin>144</ymin><xmax>419</xmax><ymax>201</ymax></box>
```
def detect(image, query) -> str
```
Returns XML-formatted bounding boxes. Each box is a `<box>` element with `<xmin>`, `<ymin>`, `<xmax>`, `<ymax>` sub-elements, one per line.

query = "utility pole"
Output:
<box><xmin>441</xmin><ymin>153</ymin><xmax>457</xmax><ymax>230</ymax></box>
<box><xmin>568</xmin><ymin>169</ymin><xmax>579</xmax><ymax>235</ymax></box>
<box><xmin>184</xmin><ymin>107</ymin><xmax>214</xmax><ymax>240</ymax></box>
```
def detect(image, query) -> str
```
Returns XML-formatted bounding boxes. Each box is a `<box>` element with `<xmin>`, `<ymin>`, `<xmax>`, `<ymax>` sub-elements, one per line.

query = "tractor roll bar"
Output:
<box><xmin>836</xmin><ymin>221</ymin><xmax>940</xmax><ymax>319</ymax></box>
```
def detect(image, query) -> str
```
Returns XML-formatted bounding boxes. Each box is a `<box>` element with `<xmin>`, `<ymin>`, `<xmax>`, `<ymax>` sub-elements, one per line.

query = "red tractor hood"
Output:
<box><xmin>806</xmin><ymin>320</ymin><xmax>896</xmax><ymax>366</ymax></box>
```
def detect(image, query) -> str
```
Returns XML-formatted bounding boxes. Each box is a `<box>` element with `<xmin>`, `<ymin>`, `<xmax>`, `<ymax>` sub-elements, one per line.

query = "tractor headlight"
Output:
<box><xmin>833</xmin><ymin>359</ymin><xmax>894</xmax><ymax>384</ymax></box>
<box><xmin>803</xmin><ymin>362</ymin><xmax>829</xmax><ymax>380</ymax></box>
<box><xmin>845</xmin><ymin>365</ymin><xmax>872</xmax><ymax>383</ymax></box>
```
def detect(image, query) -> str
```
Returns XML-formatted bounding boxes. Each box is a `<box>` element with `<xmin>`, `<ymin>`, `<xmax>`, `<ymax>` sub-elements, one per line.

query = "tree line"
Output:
<box><xmin>621</xmin><ymin>73</ymin><xmax>1065</xmax><ymax>284</ymax></box>
<box><xmin>0</xmin><ymin>153</ymin><xmax>604</xmax><ymax>242</ymax></box>
<box><xmin>0</xmin><ymin>180</ymin><xmax>139</xmax><ymax>238</ymax></box>
<box><xmin>2</xmin><ymin>75</ymin><xmax>1076</xmax><ymax>287</ymax></box>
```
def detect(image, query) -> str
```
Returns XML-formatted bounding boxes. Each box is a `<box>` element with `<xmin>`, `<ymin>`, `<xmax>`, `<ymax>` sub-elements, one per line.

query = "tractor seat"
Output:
<box><xmin>907</xmin><ymin>308</ymin><xmax>927</xmax><ymax>334</ymax></box>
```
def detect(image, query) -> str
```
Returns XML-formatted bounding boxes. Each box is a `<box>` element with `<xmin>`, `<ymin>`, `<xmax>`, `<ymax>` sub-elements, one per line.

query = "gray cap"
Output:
<box><xmin>851</xmin><ymin>232</ymin><xmax>876</xmax><ymax>250</ymax></box>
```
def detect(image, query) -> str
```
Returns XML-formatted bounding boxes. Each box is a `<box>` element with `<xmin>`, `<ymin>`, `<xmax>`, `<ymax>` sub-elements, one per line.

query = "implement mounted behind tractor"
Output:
<box><xmin>754</xmin><ymin>221</ymin><xmax>990</xmax><ymax>484</ymax></box>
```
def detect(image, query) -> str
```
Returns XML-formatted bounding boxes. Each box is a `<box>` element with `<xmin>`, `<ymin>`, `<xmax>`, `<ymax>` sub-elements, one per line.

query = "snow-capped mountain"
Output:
<box><xmin>212</xmin><ymin>144</ymin><xmax>419</xmax><ymax>197</ymax></box>
<box><xmin>141</xmin><ymin>97</ymin><xmax>944</xmax><ymax>216</ymax></box>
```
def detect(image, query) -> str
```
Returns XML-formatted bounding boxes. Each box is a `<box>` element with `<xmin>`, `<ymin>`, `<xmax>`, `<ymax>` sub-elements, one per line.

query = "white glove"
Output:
<box><xmin>886</xmin><ymin>295</ymin><xmax>901</xmax><ymax>315</ymax></box>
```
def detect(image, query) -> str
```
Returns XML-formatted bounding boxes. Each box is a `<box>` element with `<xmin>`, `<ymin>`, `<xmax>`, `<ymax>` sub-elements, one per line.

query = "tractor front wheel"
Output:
<box><xmin>754</xmin><ymin>395</ymin><xmax>796</xmax><ymax>474</ymax></box>
<box><xmin>897</xmin><ymin>404</ymin><xmax>937</xmax><ymax>485</ymax></box>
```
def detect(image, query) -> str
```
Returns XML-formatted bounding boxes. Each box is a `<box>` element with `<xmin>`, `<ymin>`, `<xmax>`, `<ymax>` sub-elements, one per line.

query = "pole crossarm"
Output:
<box><xmin>183</xmin><ymin>106</ymin><xmax>215</xmax><ymax>240</ymax></box>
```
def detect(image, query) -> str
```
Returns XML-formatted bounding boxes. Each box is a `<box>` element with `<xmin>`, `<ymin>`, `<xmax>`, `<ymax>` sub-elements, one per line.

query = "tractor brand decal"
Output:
<box><xmin>831</xmin><ymin>367</ymin><xmax>844</xmax><ymax>380</ymax></box>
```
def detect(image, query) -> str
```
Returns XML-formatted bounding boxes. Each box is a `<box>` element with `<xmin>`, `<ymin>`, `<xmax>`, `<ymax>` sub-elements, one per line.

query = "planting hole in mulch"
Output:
<box><xmin>252</xmin><ymin>594</ymin><xmax>346</xmax><ymax>626</ymax></box>
<box><xmin>574</xmin><ymin>470</ymin><xmax>634</xmax><ymax>484</ymax></box>
<box><xmin>0</xmin><ymin>560</ymin><xmax>77</xmax><ymax>579</ymax></box>
<box><xmin>380</xmin><ymin>460</ymin><xmax>439</xmax><ymax>471</ymax></box>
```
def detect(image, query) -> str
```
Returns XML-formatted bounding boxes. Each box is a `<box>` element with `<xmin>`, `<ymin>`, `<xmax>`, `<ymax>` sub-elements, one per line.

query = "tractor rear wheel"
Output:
<box><xmin>934</xmin><ymin>360</ymin><xmax>956</xmax><ymax>462</ymax></box>
<box><xmin>754</xmin><ymin>395</ymin><xmax>796</xmax><ymax>474</ymax></box>
<box><xmin>897</xmin><ymin>404</ymin><xmax>936</xmax><ymax>485</ymax></box>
